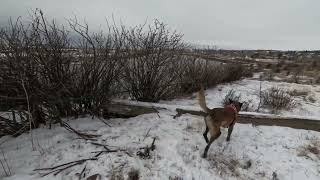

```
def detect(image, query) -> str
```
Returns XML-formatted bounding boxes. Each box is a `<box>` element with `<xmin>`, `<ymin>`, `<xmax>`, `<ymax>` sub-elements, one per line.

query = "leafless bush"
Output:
<box><xmin>178</xmin><ymin>59</ymin><xmax>252</xmax><ymax>95</ymax></box>
<box><xmin>0</xmin><ymin>10</ymin><xmax>122</xmax><ymax>135</ymax></box>
<box><xmin>261</xmin><ymin>87</ymin><xmax>296</xmax><ymax>111</ymax></box>
<box><xmin>120</xmin><ymin>20</ymin><xmax>184</xmax><ymax>102</ymax></box>
<box><xmin>221</xmin><ymin>90</ymin><xmax>253</xmax><ymax>111</ymax></box>
<box><xmin>221</xmin><ymin>64</ymin><xmax>253</xmax><ymax>83</ymax></box>
<box><xmin>221</xmin><ymin>90</ymin><xmax>241</xmax><ymax>106</ymax></box>
<box><xmin>177</xmin><ymin>57</ymin><xmax>221</xmax><ymax>94</ymax></box>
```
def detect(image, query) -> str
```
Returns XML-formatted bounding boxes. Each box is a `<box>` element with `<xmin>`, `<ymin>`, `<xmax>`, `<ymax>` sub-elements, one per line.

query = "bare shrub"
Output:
<box><xmin>221</xmin><ymin>90</ymin><xmax>253</xmax><ymax>111</ymax></box>
<box><xmin>178</xmin><ymin>60</ymin><xmax>252</xmax><ymax>96</ymax></box>
<box><xmin>221</xmin><ymin>64</ymin><xmax>253</xmax><ymax>83</ymax></box>
<box><xmin>0</xmin><ymin>10</ymin><xmax>122</xmax><ymax>135</ymax></box>
<box><xmin>177</xmin><ymin>57</ymin><xmax>221</xmax><ymax>94</ymax></box>
<box><xmin>261</xmin><ymin>87</ymin><xmax>295</xmax><ymax>111</ymax></box>
<box><xmin>120</xmin><ymin>20</ymin><xmax>184</xmax><ymax>102</ymax></box>
<box><xmin>221</xmin><ymin>90</ymin><xmax>241</xmax><ymax>106</ymax></box>
<box><xmin>176</xmin><ymin>57</ymin><xmax>206</xmax><ymax>94</ymax></box>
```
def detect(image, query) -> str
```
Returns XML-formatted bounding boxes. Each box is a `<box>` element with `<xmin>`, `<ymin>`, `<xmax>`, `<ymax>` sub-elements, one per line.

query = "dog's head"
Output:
<box><xmin>228</xmin><ymin>98</ymin><xmax>243</xmax><ymax>112</ymax></box>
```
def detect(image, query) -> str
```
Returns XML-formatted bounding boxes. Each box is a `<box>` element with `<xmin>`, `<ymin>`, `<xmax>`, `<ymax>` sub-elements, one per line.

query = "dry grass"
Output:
<box><xmin>298</xmin><ymin>139</ymin><xmax>320</xmax><ymax>160</ymax></box>
<box><xmin>261</xmin><ymin>87</ymin><xmax>296</xmax><ymax>111</ymax></box>
<box><xmin>208</xmin><ymin>152</ymin><xmax>252</xmax><ymax>179</ymax></box>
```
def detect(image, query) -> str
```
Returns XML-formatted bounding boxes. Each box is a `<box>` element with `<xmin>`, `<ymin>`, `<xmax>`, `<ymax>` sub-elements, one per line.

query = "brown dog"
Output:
<box><xmin>197</xmin><ymin>87</ymin><xmax>243</xmax><ymax>158</ymax></box>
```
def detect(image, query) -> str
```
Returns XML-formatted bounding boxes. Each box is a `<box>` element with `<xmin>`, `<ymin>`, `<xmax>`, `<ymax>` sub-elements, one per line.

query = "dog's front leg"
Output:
<box><xmin>226</xmin><ymin>123</ymin><xmax>235</xmax><ymax>141</ymax></box>
<box><xmin>203</xmin><ymin>125</ymin><xmax>209</xmax><ymax>143</ymax></box>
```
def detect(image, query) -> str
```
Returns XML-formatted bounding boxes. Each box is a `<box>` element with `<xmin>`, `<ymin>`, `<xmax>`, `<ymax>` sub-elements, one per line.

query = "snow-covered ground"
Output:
<box><xmin>1</xmin><ymin>77</ymin><xmax>320</xmax><ymax>180</ymax></box>
<box><xmin>166</xmin><ymin>78</ymin><xmax>320</xmax><ymax>121</ymax></box>
<box><xmin>0</xmin><ymin>111</ymin><xmax>319</xmax><ymax>180</ymax></box>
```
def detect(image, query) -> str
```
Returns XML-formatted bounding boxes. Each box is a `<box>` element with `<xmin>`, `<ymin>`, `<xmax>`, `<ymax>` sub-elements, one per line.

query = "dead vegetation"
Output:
<box><xmin>298</xmin><ymin>139</ymin><xmax>320</xmax><ymax>160</ymax></box>
<box><xmin>261</xmin><ymin>87</ymin><xmax>296</xmax><ymax>111</ymax></box>
<box><xmin>208</xmin><ymin>152</ymin><xmax>252</xmax><ymax>179</ymax></box>
<box><xmin>221</xmin><ymin>90</ymin><xmax>254</xmax><ymax>112</ymax></box>
<box><xmin>0</xmin><ymin>10</ymin><xmax>253</xmax><ymax>137</ymax></box>
<box><xmin>261</xmin><ymin>58</ymin><xmax>320</xmax><ymax>85</ymax></box>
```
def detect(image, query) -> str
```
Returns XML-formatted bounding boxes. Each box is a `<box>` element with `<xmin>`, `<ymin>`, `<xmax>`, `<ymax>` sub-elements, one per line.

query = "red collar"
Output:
<box><xmin>226</xmin><ymin>104</ymin><xmax>238</xmax><ymax>114</ymax></box>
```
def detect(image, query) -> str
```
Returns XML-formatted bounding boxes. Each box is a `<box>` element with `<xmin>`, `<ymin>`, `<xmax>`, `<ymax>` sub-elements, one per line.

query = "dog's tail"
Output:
<box><xmin>197</xmin><ymin>86</ymin><xmax>210</xmax><ymax>113</ymax></box>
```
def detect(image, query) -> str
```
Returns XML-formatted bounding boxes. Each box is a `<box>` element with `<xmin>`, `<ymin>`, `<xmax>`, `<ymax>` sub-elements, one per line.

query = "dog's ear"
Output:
<box><xmin>239</xmin><ymin>102</ymin><xmax>243</xmax><ymax>109</ymax></box>
<box><xmin>228</xmin><ymin>98</ymin><xmax>233</xmax><ymax>104</ymax></box>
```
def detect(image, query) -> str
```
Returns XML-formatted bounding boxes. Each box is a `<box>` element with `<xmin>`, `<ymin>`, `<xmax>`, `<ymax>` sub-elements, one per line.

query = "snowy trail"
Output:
<box><xmin>1</xmin><ymin>110</ymin><xmax>319</xmax><ymax>180</ymax></box>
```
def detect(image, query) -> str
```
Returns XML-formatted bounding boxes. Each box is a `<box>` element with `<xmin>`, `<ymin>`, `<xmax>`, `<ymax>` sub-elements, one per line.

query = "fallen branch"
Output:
<box><xmin>174</xmin><ymin>108</ymin><xmax>320</xmax><ymax>132</ymax></box>
<box><xmin>143</xmin><ymin>128</ymin><xmax>152</xmax><ymax>141</ymax></box>
<box><xmin>90</xmin><ymin>142</ymin><xmax>110</xmax><ymax>150</ymax></box>
<box><xmin>90</xmin><ymin>142</ymin><xmax>132</xmax><ymax>157</ymax></box>
<box><xmin>34</xmin><ymin>158</ymin><xmax>97</xmax><ymax>177</ymax></box>
<box><xmin>174</xmin><ymin>108</ymin><xmax>206</xmax><ymax>119</ymax></box>
<box><xmin>78</xmin><ymin>165</ymin><xmax>87</xmax><ymax>180</ymax></box>
<box><xmin>62</xmin><ymin>121</ymin><xmax>100</xmax><ymax>141</ymax></box>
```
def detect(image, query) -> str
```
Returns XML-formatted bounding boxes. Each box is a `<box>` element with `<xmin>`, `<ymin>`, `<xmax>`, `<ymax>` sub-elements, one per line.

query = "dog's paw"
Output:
<box><xmin>226</xmin><ymin>137</ymin><xmax>231</xmax><ymax>142</ymax></box>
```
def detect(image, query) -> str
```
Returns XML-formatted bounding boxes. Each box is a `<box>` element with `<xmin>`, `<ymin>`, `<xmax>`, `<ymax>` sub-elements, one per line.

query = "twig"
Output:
<box><xmin>91</xmin><ymin>142</ymin><xmax>110</xmax><ymax>150</ymax></box>
<box><xmin>78</xmin><ymin>165</ymin><xmax>87</xmax><ymax>180</ymax></box>
<box><xmin>87</xmin><ymin>110</ymin><xmax>111</xmax><ymax>127</ymax></box>
<box><xmin>143</xmin><ymin>128</ymin><xmax>152</xmax><ymax>141</ymax></box>
<box><xmin>257</xmin><ymin>75</ymin><xmax>262</xmax><ymax>112</ymax></box>
<box><xmin>34</xmin><ymin>158</ymin><xmax>97</xmax><ymax>171</ymax></box>
<box><xmin>96</xmin><ymin>117</ymin><xmax>111</xmax><ymax>127</ymax></box>
<box><xmin>34</xmin><ymin>158</ymin><xmax>97</xmax><ymax>177</ymax></box>
<box><xmin>90</xmin><ymin>143</ymin><xmax>132</xmax><ymax>157</ymax></box>
<box><xmin>0</xmin><ymin>148</ymin><xmax>11</xmax><ymax>176</ymax></box>
<box><xmin>62</xmin><ymin>122</ymin><xmax>100</xmax><ymax>141</ymax></box>
<box><xmin>21</xmin><ymin>79</ymin><xmax>35</xmax><ymax>150</ymax></box>
<box><xmin>0</xmin><ymin>160</ymin><xmax>9</xmax><ymax>177</ymax></box>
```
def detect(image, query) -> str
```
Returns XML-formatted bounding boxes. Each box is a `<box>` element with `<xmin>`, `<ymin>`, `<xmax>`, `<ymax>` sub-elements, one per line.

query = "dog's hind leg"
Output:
<box><xmin>203</xmin><ymin>125</ymin><xmax>209</xmax><ymax>143</ymax></box>
<box><xmin>202</xmin><ymin>127</ymin><xmax>221</xmax><ymax>158</ymax></box>
<box><xmin>226</xmin><ymin>123</ymin><xmax>235</xmax><ymax>141</ymax></box>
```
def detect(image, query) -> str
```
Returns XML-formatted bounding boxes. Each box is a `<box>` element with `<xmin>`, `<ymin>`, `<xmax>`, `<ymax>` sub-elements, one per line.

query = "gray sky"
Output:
<box><xmin>1</xmin><ymin>0</ymin><xmax>320</xmax><ymax>50</ymax></box>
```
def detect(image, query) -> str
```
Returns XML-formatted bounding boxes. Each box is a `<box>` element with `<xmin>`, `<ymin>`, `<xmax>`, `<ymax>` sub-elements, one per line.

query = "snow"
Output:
<box><xmin>165</xmin><ymin>78</ymin><xmax>320</xmax><ymax>121</ymax></box>
<box><xmin>1</xmin><ymin>77</ymin><xmax>320</xmax><ymax>179</ymax></box>
<box><xmin>1</xmin><ymin>111</ymin><xmax>319</xmax><ymax>180</ymax></box>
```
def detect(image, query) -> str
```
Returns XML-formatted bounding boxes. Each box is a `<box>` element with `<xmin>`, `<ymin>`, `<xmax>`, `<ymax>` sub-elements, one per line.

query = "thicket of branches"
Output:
<box><xmin>0</xmin><ymin>10</ymin><xmax>252</xmax><ymax>136</ymax></box>
<box><xmin>0</xmin><ymin>11</ymin><xmax>123</xmax><ymax>135</ymax></box>
<box><xmin>120</xmin><ymin>20</ymin><xmax>185</xmax><ymax>102</ymax></box>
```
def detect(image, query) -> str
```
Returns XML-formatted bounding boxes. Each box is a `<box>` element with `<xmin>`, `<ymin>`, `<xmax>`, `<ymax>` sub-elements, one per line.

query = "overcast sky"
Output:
<box><xmin>1</xmin><ymin>0</ymin><xmax>320</xmax><ymax>50</ymax></box>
